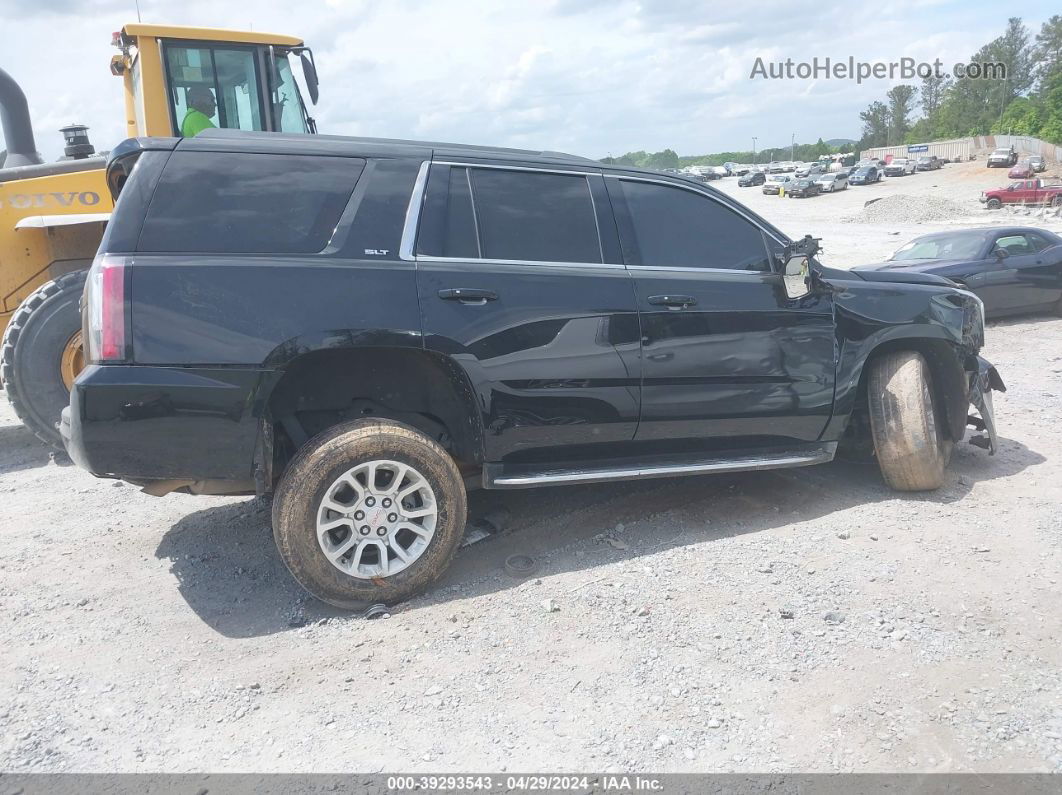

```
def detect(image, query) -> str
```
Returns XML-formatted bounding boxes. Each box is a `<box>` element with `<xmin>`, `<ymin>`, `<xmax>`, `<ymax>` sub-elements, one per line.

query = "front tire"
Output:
<box><xmin>867</xmin><ymin>351</ymin><xmax>952</xmax><ymax>491</ymax></box>
<box><xmin>0</xmin><ymin>270</ymin><xmax>87</xmax><ymax>448</ymax></box>
<box><xmin>986</xmin><ymin>198</ymin><xmax>1001</xmax><ymax>209</ymax></box>
<box><xmin>272</xmin><ymin>418</ymin><xmax>467</xmax><ymax>608</ymax></box>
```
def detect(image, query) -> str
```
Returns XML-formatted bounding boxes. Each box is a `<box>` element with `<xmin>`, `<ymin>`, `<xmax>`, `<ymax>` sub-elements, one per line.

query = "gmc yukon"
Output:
<box><xmin>63</xmin><ymin>130</ymin><xmax>1004</xmax><ymax>608</ymax></box>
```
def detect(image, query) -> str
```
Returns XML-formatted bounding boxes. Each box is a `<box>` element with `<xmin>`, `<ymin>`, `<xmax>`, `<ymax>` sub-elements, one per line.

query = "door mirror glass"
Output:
<box><xmin>994</xmin><ymin>247</ymin><xmax>1009</xmax><ymax>260</ymax></box>
<box><xmin>783</xmin><ymin>256</ymin><xmax>811</xmax><ymax>299</ymax></box>
<box><xmin>299</xmin><ymin>52</ymin><xmax>319</xmax><ymax>105</ymax></box>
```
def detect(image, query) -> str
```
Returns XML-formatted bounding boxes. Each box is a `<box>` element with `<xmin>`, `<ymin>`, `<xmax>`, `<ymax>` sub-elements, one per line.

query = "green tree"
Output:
<box><xmin>887</xmin><ymin>85</ymin><xmax>917</xmax><ymax>143</ymax></box>
<box><xmin>1033</xmin><ymin>15</ymin><xmax>1062</xmax><ymax>90</ymax></box>
<box><xmin>858</xmin><ymin>100</ymin><xmax>890</xmax><ymax>149</ymax></box>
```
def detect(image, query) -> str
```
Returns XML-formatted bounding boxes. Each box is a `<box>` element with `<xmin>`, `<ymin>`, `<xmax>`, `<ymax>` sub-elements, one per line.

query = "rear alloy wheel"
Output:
<box><xmin>1051</xmin><ymin>196</ymin><xmax>1062</xmax><ymax>208</ymax></box>
<box><xmin>867</xmin><ymin>351</ymin><xmax>952</xmax><ymax>491</ymax></box>
<box><xmin>272</xmin><ymin>418</ymin><xmax>466</xmax><ymax>608</ymax></box>
<box><xmin>0</xmin><ymin>270</ymin><xmax>87</xmax><ymax>448</ymax></box>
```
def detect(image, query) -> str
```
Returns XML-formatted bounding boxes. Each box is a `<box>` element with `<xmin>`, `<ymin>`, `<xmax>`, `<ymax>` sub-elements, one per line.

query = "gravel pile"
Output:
<box><xmin>845</xmin><ymin>194</ymin><xmax>974</xmax><ymax>225</ymax></box>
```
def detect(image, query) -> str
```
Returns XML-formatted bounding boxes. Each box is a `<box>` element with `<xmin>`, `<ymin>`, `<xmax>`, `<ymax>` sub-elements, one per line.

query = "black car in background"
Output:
<box><xmin>854</xmin><ymin>227</ymin><xmax>1062</xmax><ymax>318</ymax></box>
<box><xmin>916</xmin><ymin>155</ymin><xmax>942</xmax><ymax>171</ymax></box>
<box><xmin>788</xmin><ymin>178</ymin><xmax>821</xmax><ymax>197</ymax></box>
<box><xmin>849</xmin><ymin>166</ymin><xmax>881</xmax><ymax>185</ymax></box>
<box><xmin>738</xmin><ymin>170</ymin><xmax>766</xmax><ymax>186</ymax></box>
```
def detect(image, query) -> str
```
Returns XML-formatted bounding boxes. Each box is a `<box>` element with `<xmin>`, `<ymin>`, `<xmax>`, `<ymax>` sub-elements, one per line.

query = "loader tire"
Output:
<box><xmin>273</xmin><ymin>418</ymin><xmax>467</xmax><ymax>609</ymax></box>
<box><xmin>867</xmin><ymin>351</ymin><xmax>952</xmax><ymax>492</ymax></box>
<box><xmin>0</xmin><ymin>270</ymin><xmax>87</xmax><ymax>448</ymax></box>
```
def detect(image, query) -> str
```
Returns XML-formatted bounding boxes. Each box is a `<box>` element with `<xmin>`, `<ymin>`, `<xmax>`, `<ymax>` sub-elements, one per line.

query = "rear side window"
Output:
<box><xmin>617</xmin><ymin>180</ymin><xmax>771</xmax><ymax>271</ymax></box>
<box><xmin>470</xmin><ymin>169</ymin><xmax>601</xmax><ymax>263</ymax></box>
<box><xmin>138</xmin><ymin>152</ymin><xmax>363</xmax><ymax>254</ymax></box>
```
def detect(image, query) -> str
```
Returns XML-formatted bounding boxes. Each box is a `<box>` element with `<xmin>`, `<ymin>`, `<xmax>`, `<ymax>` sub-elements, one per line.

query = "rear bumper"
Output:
<box><xmin>62</xmin><ymin>364</ymin><xmax>273</xmax><ymax>482</ymax></box>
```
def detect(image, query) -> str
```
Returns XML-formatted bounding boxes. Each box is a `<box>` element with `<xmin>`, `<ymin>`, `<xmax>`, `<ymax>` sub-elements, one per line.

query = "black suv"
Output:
<box><xmin>63</xmin><ymin>130</ymin><xmax>1003</xmax><ymax>608</ymax></box>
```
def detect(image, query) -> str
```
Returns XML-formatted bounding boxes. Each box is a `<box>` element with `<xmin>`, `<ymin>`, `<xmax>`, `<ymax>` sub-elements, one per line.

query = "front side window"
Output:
<box><xmin>138</xmin><ymin>152</ymin><xmax>363</xmax><ymax>254</ymax></box>
<box><xmin>994</xmin><ymin>235</ymin><xmax>1036</xmax><ymax>255</ymax></box>
<box><xmin>618</xmin><ymin>180</ymin><xmax>771</xmax><ymax>271</ymax></box>
<box><xmin>165</xmin><ymin>45</ymin><xmax>264</xmax><ymax>136</ymax></box>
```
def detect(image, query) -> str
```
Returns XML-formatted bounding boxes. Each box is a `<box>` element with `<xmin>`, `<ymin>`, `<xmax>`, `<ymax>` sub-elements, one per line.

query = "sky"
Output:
<box><xmin>0</xmin><ymin>0</ymin><xmax>1057</xmax><ymax>162</ymax></box>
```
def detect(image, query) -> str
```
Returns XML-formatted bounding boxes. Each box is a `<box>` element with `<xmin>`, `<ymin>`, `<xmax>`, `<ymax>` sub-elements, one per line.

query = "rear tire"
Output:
<box><xmin>0</xmin><ymin>270</ymin><xmax>87</xmax><ymax>448</ymax></box>
<box><xmin>867</xmin><ymin>351</ymin><xmax>952</xmax><ymax>491</ymax></box>
<box><xmin>272</xmin><ymin>418</ymin><xmax>467</xmax><ymax>608</ymax></box>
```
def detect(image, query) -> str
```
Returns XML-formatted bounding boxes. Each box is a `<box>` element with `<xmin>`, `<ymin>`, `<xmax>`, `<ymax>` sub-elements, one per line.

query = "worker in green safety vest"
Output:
<box><xmin>180</xmin><ymin>85</ymin><xmax>217</xmax><ymax>138</ymax></box>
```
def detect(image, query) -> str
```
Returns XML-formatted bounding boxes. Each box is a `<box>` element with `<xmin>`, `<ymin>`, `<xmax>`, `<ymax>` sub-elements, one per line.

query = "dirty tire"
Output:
<box><xmin>1051</xmin><ymin>195</ymin><xmax>1062</xmax><ymax>208</ymax></box>
<box><xmin>272</xmin><ymin>418</ymin><xmax>467</xmax><ymax>609</ymax></box>
<box><xmin>0</xmin><ymin>270</ymin><xmax>87</xmax><ymax>448</ymax></box>
<box><xmin>868</xmin><ymin>351</ymin><xmax>952</xmax><ymax>491</ymax></box>
<box><xmin>985</xmin><ymin>198</ymin><xmax>1001</xmax><ymax>209</ymax></box>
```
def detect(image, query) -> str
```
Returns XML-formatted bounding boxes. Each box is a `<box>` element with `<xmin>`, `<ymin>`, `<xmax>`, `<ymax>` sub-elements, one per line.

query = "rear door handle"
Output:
<box><xmin>438</xmin><ymin>288</ymin><xmax>498</xmax><ymax>304</ymax></box>
<box><xmin>648</xmin><ymin>294</ymin><xmax>697</xmax><ymax>309</ymax></box>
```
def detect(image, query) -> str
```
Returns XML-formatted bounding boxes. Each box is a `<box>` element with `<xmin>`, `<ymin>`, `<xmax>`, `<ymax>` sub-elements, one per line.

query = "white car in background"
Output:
<box><xmin>814</xmin><ymin>171</ymin><xmax>849</xmax><ymax>192</ymax></box>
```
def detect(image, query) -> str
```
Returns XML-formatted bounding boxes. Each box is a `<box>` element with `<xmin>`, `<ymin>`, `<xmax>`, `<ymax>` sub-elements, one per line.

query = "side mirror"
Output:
<box><xmin>300</xmin><ymin>51</ymin><xmax>319</xmax><ymax>105</ymax></box>
<box><xmin>783</xmin><ymin>256</ymin><xmax>812</xmax><ymax>299</ymax></box>
<box><xmin>994</xmin><ymin>248</ymin><xmax>1009</xmax><ymax>260</ymax></box>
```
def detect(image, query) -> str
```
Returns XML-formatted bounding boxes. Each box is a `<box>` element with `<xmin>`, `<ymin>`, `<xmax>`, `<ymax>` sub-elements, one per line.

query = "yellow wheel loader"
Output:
<box><xmin>0</xmin><ymin>24</ymin><xmax>319</xmax><ymax>446</ymax></box>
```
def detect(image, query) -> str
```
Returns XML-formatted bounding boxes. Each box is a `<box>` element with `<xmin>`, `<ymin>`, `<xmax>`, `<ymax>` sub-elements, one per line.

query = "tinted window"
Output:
<box><xmin>618</xmin><ymin>180</ymin><xmax>771</xmax><ymax>270</ymax></box>
<box><xmin>994</xmin><ymin>235</ymin><xmax>1035</xmax><ymax>255</ymax></box>
<box><xmin>416</xmin><ymin>165</ymin><xmax>480</xmax><ymax>258</ymax></box>
<box><xmin>139</xmin><ymin>152</ymin><xmax>363</xmax><ymax>253</ymax></box>
<box><xmin>469</xmin><ymin>169</ymin><xmax>601</xmax><ymax>263</ymax></box>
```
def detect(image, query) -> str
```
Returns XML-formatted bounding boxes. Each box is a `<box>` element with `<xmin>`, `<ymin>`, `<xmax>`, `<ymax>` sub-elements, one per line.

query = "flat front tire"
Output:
<box><xmin>867</xmin><ymin>351</ymin><xmax>952</xmax><ymax>491</ymax></box>
<box><xmin>272</xmin><ymin>419</ymin><xmax>467</xmax><ymax>608</ymax></box>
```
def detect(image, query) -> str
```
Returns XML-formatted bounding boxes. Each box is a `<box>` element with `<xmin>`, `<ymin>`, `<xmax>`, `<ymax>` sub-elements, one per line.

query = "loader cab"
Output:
<box><xmin>112</xmin><ymin>24</ymin><xmax>319</xmax><ymax>139</ymax></box>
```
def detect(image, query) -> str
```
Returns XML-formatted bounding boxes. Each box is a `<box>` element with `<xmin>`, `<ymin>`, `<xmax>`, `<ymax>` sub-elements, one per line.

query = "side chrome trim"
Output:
<box><xmin>486</xmin><ymin>444</ymin><xmax>836</xmax><ymax>488</ymax></box>
<box><xmin>417</xmin><ymin>254</ymin><xmax>625</xmax><ymax>270</ymax></box>
<box><xmin>433</xmin><ymin>160</ymin><xmax>600</xmax><ymax>177</ymax></box>
<box><xmin>399</xmin><ymin>160</ymin><xmax>431</xmax><ymax>262</ymax></box>
<box><xmin>627</xmin><ymin>265</ymin><xmax>768</xmax><ymax>276</ymax></box>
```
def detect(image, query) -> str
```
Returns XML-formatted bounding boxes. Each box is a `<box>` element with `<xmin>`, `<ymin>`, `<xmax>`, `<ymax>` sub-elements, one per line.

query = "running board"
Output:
<box><xmin>483</xmin><ymin>443</ymin><xmax>837</xmax><ymax>489</ymax></box>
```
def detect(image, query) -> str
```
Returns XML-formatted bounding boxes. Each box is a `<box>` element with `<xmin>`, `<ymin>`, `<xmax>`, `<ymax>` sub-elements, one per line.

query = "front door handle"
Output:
<box><xmin>648</xmin><ymin>294</ymin><xmax>697</xmax><ymax>309</ymax></box>
<box><xmin>438</xmin><ymin>288</ymin><xmax>498</xmax><ymax>304</ymax></box>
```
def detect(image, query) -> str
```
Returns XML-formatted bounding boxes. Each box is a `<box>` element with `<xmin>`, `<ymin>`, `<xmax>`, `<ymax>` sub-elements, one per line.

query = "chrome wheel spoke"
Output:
<box><xmin>326</xmin><ymin>533</ymin><xmax>360</xmax><ymax>563</ymax></box>
<box><xmin>401</xmin><ymin>504</ymin><xmax>434</xmax><ymax>519</ymax></box>
<box><xmin>319</xmin><ymin>516</ymin><xmax>353</xmax><ymax>533</ymax></box>
<box><xmin>398</xmin><ymin>522</ymin><xmax>432</xmax><ymax>539</ymax></box>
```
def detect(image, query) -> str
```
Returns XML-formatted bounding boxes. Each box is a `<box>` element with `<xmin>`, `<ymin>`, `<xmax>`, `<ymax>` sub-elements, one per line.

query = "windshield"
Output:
<box><xmin>890</xmin><ymin>232</ymin><xmax>986</xmax><ymax>261</ymax></box>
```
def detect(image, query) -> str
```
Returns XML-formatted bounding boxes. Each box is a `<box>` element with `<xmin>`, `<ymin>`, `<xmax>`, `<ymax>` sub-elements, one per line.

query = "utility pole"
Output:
<box><xmin>752</xmin><ymin>136</ymin><xmax>757</xmax><ymax>164</ymax></box>
<box><xmin>790</xmin><ymin>133</ymin><xmax>795</xmax><ymax>162</ymax></box>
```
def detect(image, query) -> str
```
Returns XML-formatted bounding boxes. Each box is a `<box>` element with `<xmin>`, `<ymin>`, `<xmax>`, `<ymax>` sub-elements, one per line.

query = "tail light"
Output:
<box><xmin>84</xmin><ymin>255</ymin><xmax>129</xmax><ymax>362</ymax></box>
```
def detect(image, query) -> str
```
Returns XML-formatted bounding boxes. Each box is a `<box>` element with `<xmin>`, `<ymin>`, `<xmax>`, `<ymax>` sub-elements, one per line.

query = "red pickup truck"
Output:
<box><xmin>981</xmin><ymin>179</ymin><xmax>1062</xmax><ymax>209</ymax></box>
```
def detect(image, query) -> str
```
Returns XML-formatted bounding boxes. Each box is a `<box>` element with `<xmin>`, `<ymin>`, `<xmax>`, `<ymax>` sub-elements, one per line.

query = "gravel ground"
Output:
<box><xmin>2</xmin><ymin>157</ymin><xmax>1062</xmax><ymax>774</ymax></box>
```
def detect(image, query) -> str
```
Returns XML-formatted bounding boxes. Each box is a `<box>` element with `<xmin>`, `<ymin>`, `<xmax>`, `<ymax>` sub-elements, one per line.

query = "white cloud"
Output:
<box><xmin>0</xmin><ymin>0</ymin><xmax>1057</xmax><ymax>162</ymax></box>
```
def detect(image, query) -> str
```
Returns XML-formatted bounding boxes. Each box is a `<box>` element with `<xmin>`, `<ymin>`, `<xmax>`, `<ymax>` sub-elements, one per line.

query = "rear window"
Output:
<box><xmin>138</xmin><ymin>152</ymin><xmax>363</xmax><ymax>254</ymax></box>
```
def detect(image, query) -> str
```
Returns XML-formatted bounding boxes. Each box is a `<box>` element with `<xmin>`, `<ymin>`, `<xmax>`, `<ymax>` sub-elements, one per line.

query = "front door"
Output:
<box><xmin>414</xmin><ymin>162</ymin><xmax>641</xmax><ymax>463</ymax></box>
<box><xmin>606</xmin><ymin>175</ymin><xmax>836</xmax><ymax>449</ymax></box>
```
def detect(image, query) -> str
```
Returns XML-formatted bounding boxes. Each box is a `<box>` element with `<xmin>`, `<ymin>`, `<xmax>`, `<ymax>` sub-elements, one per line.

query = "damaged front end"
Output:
<box><xmin>967</xmin><ymin>355</ymin><xmax>1005</xmax><ymax>454</ymax></box>
<box><xmin>955</xmin><ymin>289</ymin><xmax>1005</xmax><ymax>454</ymax></box>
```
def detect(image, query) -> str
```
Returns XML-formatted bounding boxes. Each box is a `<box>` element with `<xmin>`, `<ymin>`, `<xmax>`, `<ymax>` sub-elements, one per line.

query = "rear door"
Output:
<box><xmin>413</xmin><ymin>162</ymin><xmax>640</xmax><ymax>463</ymax></box>
<box><xmin>606</xmin><ymin>174</ymin><xmax>836</xmax><ymax>449</ymax></box>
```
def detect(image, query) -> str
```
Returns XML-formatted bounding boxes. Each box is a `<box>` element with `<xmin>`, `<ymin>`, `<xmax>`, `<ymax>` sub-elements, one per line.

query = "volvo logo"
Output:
<box><xmin>0</xmin><ymin>191</ymin><xmax>101</xmax><ymax>209</ymax></box>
